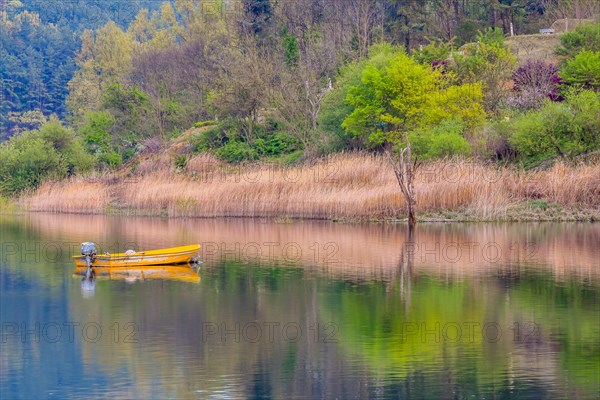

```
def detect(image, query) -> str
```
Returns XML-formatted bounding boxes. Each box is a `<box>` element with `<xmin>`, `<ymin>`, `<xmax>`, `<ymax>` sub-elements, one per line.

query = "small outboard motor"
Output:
<box><xmin>81</xmin><ymin>242</ymin><xmax>97</xmax><ymax>279</ymax></box>
<box><xmin>81</xmin><ymin>242</ymin><xmax>97</xmax><ymax>257</ymax></box>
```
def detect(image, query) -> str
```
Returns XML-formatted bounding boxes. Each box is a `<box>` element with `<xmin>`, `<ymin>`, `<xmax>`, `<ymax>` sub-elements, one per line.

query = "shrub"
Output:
<box><xmin>413</xmin><ymin>40</ymin><xmax>453</xmax><ymax>65</ymax></box>
<box><xmin>39</xmin><ymin>118</ymin><xmax>95</xmax><ymax>173</ymax></box>
<box><xmin>0</xmin><ymin>117</ymin><xmax>96</xmax><ymax>197</ymax></box>
<box><xmin>99</xmin><ymin>150</ymin><xmax>123</xmax><ymax>168</ymax></box>
<box><xmin>427</xmin><ymin>131</ymin><xmax>471</xmax><ymax>159</ymax></box>
<box><xmin>281</xmin><ymin>150</ymin><xmax>304</xmax><ymax>165</ymax></box>
<box><xmin>121</xmin><ymin>146</ymin><xmax>137</xmax><ymax>162</ymax></box>
<box><xmin>504</xmin><ymin>61</ymin><xmax>562</xmax><ymax>109</ymax></box>
<box><xmin>410</xmin><ymin>120</ymin><xmax>472</xmax><ymax>160</ymax></box>
<box><xmin>476</xmin><ymin>27</ymin><xmax>506</xmax><ymax>47</ymax></box>
<box><xmin>559</xmin><ymin>50</ymin><xmax>600</xmax><ymax>90</ymax></box>
<box><xmin>190</xmin><ymin>125</ymin><xmax>225</xmax><ymax>153</ymax></box>
<box><xmin>508</xmin><ymin>107</ymin><xmax>554</xmax><ymax>158</ymax></box>
<box><xmin>509</xmin><ymin>90</ymin><xmax>600</xmax><ymax>159</ymax></box>
<box><xmin>567</xmin><ymin>89</ymin><xmax>600</xmax><ymax>151</ymax></box>
<box><xmin>558</xmin><ymin>23</ymin><xmax>600</xmax><ymax>57</ymax></box>
<box><xmin>472</xmin><ymin>121</ymin><xmax>517</xmax><ymax>160</ymax></box>
<box><xmin>215</xmin><ymin>141</ymin><xmax>258</xmax><ymax>163</ymax></box>
<box><xmin>81</xmin><ymin>111</ymin><xmax>114</xmax><ymax>155</ymax></box>
<box><xmin>140</xmin><ymin>136</ymin><xmax>165</xmax><ymax>153</ymax></box>
<box><xmin>189</xmin><ymin>119</ymin><xmax>239</xmax><ymax>153</ymax></box>
<box><xmin>193</xmin><ymin>120</ymin><xmax>217</xmax><ymax>128</ymax></box>
<box><xmin>253</xmin><ymin>131</ymin><xmax>301</xmax><ymax>157</ymax></box>
<box><xmin>190</xmin><ymin>117</ymin><xmax>300</xmax><ymax>161</ymax></box>
<box><xmin>174</xmin><ymin>155</ymin><xmax>187</xmax><ymax>169</ymax></box>
<box><xmin>513</xmin><ymin>61</ymin><xmax>561</xmax><ymax>96</ymax></box>
<box><xmin>505</xmin><ymin>87</ymin><xmax>552</xmax><ymax>110</ymax></box>
<box><xmin>0</xmin><ymin>132</ymin><xmax>65</xmax><ymax>195</ymax></box>
<box><xmin>64</xmin><ymin>140</ymin><xmax>96</xmax><ymax>174</ymax></box>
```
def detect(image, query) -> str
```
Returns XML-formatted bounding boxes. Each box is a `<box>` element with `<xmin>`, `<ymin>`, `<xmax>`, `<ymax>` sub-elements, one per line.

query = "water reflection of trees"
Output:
<box><xmin>12</xmin><ymin>213</ymin><xmax>600</xmax><ymax>281</ymax></box>
<box><xmin>60</xmin><ymin>261</ymin><xmax>599</xmax><ymax>398</ymax></box>
<box><xmin>1</xmin><ymin>215</ymin><xmax>598</xmax><ymax>398</ymax></box>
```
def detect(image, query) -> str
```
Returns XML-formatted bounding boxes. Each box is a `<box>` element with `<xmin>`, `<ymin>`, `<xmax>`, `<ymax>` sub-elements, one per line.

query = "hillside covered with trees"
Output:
<box><xmin>1</xmin><ymin>0</ymin><xmax>599</xmax><ymax>207</ymax></box>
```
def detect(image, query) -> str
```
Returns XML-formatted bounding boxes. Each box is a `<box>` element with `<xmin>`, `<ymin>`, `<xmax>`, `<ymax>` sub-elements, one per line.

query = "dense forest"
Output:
<box><xmin>0</xmin><ymin>0</ymin><xmax>161</xmax><ymax>135</ymax></box>
<box><xmin>1</xmin><ymin>0</ymin><xmax>599</xmax><ymax>196</ymax></box>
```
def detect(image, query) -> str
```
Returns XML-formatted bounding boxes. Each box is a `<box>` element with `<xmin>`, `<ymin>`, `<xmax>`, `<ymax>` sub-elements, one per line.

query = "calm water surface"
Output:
<box><xmin>1</xmin><ymin>214</ymin><xmax>599</xmax><ymax>399</ymax></box>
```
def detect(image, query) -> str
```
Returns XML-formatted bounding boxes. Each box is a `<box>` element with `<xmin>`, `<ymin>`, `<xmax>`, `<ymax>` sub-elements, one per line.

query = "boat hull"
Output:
<box><xmin>73</xmin><ymin>265</ymin><xmax>200</xmax><ymax>283</ymax></box>
<box><xmin>73</xmin><ymin>244</ymin><xmax>200</xmax><ymax>268</ymax></box>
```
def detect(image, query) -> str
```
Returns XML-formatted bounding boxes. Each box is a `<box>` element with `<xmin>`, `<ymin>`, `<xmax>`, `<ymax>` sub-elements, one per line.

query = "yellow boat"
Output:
<box><xmin>73</xmin><ymin>265</ymin><xmax>201</xmax><ymax>283</ymax></box>
<box><xmin>73</xmin><ymin>244</ymin><xmax>201</xmax><ymax>268</ymax></box>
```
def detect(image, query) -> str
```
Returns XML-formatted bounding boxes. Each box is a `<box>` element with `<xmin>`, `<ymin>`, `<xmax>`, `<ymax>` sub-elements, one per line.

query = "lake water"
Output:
<box><xmin>1</xmin><ymin>214</ymin><xmax>599</xmax><ymax>399</ymax></box>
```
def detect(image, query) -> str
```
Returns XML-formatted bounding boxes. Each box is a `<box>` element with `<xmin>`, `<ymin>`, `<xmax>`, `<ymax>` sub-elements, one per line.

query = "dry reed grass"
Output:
<box><xmin>21</xmin><ymin>153</ymin><xmax>600</xmax><ymax>220</ymax></box>
<box><xmin>25</xmin><ymin>174</ymin><xmax>111</xmax><ymax>214</ymax></box>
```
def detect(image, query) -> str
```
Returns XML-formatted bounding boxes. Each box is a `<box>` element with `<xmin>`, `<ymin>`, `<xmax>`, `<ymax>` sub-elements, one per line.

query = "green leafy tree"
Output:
<box><xmin>558</xmin><ymin>23</ymin><xmax>600</xmax><ymax>58</ymax></box>
<box><xmin>80</xmin><ymin>111</ymin><xmax>115</xmax><ymax>155</ymax></box>
<box><xmin>282</xmin><ymin>28</ymin><xmax>299</xmax><ymax>68</ymax></box>
<box><xmin>509</xmin><ymin>90</ymin><xmax>600</xmax><ymax>160</ymax></box>
<box><xmin>317</xmin><ymin>50</ymin><xmax>379</xmax><ymax>151</ymax></box>
<box><xmin>0</xmin><ymin>133</ymin><xmax>64</xmax><ymax>195</ymax></box>
<box><xmin>452</xmin><ymin>28</ymin><xmax>517</xmax><ymax>112</ymax></box>
<box><xmin>342</xmin><ymin>48</ymin><xmax>485</xmax><ymax>144</ymax></box>
<box><xmin>0</xmin><ymin>118</ymin><xmax>93</xmax><ymax>195</ymax></box>
<box><xmin>413</xmin><ymin>39</ymin><xmax>454</xmax><ymax>65</ymax></box>
<box><xmin>101</xmin><ymin>83</ymin><xmax>150</xmax><ymax>138</ymax></box>
<box><xmin>559</xmin><ymin>51</ymin><xmax>600</xmax><ymax>90</ymax></box>
<box><xmin>38</xmin><ymin>117</ymin><xmax>95</xmax><ymax>173</ymax></box>
<box><xmin>342</xmin><ymin>46</ymin><xmax>485</xmax><ymax>228</ymax></box>
<box><xmin>410</xmin><ymin>119</ymin><xmax>472</xmax><ymax>160</ymax></box>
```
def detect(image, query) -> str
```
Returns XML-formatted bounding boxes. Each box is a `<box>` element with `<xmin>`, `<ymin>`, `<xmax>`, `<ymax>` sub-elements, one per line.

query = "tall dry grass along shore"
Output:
<box><xmin>20</xmin><ymin>153</ymin><xmax>600</xmax><ymax>221</ymax></box>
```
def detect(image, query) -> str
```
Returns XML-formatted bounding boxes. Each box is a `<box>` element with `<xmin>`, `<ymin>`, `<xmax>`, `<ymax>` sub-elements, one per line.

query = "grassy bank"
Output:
<box><xmin>17</xmin><ymin>153</ymin><xmax>599</xmax><ymax>222</ymax></box>
<box><xmin>0</xmin><ymin>196</ymin><xmax>22</xmax><ymax>213</ymax></box>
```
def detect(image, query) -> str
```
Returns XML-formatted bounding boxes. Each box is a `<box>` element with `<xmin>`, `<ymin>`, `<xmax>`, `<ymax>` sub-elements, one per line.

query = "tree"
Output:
<box><xmin>318</xmin><ymin>60</ymin><xmax>369</xmax><ymax>150</ymax></box>
<box><xmin>559</xmin><ymin>50</ymin><xmax>600</xmax><ymax>90</ymax></box>
<box><xmin>6</xmin><ymin>110</ymin><xmax>48</xmax><ymax>135</ymax></box>
<box><xmin>342</xmin><ymin>45</ymin><xmax>485</xmax><ymax>229</ymax></box>
<box><xmin>241</xmin><ymin>0</ymin><xmax>273</xmax><ymax>36</ymax></box>
<box><xmin>100</xmin><ymin>83</ymin><xmax>151</xmax><ymax>153</ymax></box>
<box><xmin>38</xmin><ymin>117</ymin><xmax>94</xmax><ymax>173</ymax></box>
<box><xmin>509</xmin><ymin>89</ymin><xmax>600</xmax><ymax>159</ymax></box>
<box><xmin>346</xmin><ymin>0</ymin><xmax>379</xmax><ymax>58</ymax></box>
<box><xmin>0</xmin><ymin>118</ymin><xmax>93</xmax><ymax>195</ymax></box>
<box><xmin>80</xmin><ymin>111</ymin><xmax>115</xmax><ymax>155</ymax></box>
<box><xmin>452</xmin><ymin>28</ymin><xmax>517</xmax><ymax>113</ymax></box>
<box><xmin>558</xmin><ymin>22</ymin><xmax>600</xmax><ymax>58</ymax></box>
<box><xmin>0</xmin><ymin>8</ymin><xmax>77</xmax><ymax>137</ymax></box>
<box><xmin>268</xmin><ymin>20</ymin><xmax>339</xmax><ymax>149</ymax></box>
<box><xmin>209</xmin><ymin>35</ymin><xmax>274</xmax><ymax>141</ymax></box>
<box><xmin>67</xmin><ymin>23</ymin><xmax>135</xmax><ymax>121</ymax></box>
<box><xmin>0</xmin><ymin>132</ymin><xmax>64</xmax><ymax>195</ymax></box>
<box><xmin>507</xmin><ymin>60</ymin><xmax>562</xmax><ymax>109</ymax></box>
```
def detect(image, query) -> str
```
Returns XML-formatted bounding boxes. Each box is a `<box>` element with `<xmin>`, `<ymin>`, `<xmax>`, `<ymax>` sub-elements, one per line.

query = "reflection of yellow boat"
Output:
<box><xmin>73</xmin><ymin>265</ymin><xmax>200</xmax><ymax>283</ymax></box>
<box><xmin>73</xmin><ymin>244</ymin><xmax>201</xmax><ymax>268</ymax></box>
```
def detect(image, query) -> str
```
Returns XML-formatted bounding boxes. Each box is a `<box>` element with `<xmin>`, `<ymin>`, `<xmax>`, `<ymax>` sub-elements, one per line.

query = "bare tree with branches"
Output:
<box><xmin>387</xmin><ymin>138</ymin><xmax>418</xmax><ymax>231</ymax></box>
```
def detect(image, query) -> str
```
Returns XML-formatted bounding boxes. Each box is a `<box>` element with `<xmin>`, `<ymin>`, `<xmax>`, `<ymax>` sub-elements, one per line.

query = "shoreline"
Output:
<box><xmin>3</xmin><ymin>206</ymin><xmax>598</xmax><ymax>223</ymax></box>
<box><xmin>8</xmin><ymin>153</ymin><xmax>600</xmax><ymax>223</ymax></box>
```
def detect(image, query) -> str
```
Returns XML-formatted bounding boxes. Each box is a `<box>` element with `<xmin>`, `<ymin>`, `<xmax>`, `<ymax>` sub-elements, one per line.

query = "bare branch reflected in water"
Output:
<box><xmin>394</xmin><ymin>227</ymin><xmax>415</xmax><ymax>310</ymax></box>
